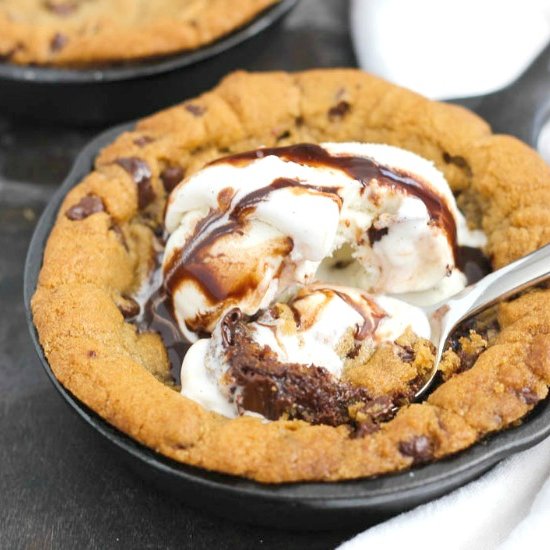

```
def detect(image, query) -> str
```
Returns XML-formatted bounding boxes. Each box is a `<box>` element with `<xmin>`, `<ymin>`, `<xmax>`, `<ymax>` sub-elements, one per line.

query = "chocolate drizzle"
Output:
<box><xmin>213</xmin><ymin>143</ymin><xmax>458</xmax><ymax>258</ymax></box>
<box><xmin>163</xmin><ymin>177</ymin><xmax>339</xmax><ymax>310</ymax></box>
<box><xmin>290</xmin><ymin>287</ymin><xmax>386</xmax><ymax>341</ymax></box>
<box><xmin>330</xmin><ymin>288</ymin><xmax>386</xmax><ymax>340</ymax></box>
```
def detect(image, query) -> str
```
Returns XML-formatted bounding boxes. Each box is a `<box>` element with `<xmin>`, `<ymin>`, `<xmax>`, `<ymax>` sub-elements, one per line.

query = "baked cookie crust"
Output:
<box><xmin>0</xmin><ymin>0</ymin><xmax>279</xmax><ymax>66</ymax></box>
<box><xmin>32</xmin><ymin>70</ymin><xmax>550</xmax><ymax>482</ymax></box>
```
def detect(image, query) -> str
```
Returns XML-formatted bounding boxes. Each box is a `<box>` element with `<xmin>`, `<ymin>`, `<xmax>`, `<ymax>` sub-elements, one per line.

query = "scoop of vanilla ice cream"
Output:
<box><xmin>179</xmin><ymin>285</ymin><xmax>430</xmax><ymax>418</ymax></box>
<box><xmin>163</xmin><ymin>142</ymin><xmax>484</xmax><ymax>341</ymax></box>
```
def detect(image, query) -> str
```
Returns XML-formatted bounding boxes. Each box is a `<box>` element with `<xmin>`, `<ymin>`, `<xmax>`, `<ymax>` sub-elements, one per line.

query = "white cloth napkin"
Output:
<box><xmin>338</xmin><ymin>436</ymin><xmax>550</xmax><ymax>550</ymax></box>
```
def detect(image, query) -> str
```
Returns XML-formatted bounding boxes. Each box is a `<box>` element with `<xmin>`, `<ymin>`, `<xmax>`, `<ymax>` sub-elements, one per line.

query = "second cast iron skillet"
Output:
<box><xmin>24</xmin><ymin>44</ymin><xmax>550</xmax><ymax>531</ymax></box>
<box><xmin>0</xmin><ymin>0</ymin><xmax>298</xmax><ymax>126</ymax></box>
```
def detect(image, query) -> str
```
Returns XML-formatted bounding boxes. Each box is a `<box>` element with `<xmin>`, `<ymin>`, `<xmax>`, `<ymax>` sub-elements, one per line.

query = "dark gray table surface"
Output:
<box><xmin>1</xmin><ymin>0</ymin><xmax>549</xmax><ymax>548</ymax></box>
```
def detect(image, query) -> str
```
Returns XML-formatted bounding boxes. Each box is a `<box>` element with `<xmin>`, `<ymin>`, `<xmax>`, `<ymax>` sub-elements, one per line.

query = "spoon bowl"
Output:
<box><xmin>416</xmin><ymin>243</ymin><xmax>550</xmax><ymax>398</ymax></box>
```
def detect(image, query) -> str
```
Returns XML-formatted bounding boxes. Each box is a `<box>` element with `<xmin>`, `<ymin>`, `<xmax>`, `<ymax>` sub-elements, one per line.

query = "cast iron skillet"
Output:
<box><xmin>0</xmin><ymin>0</ymin><xmax>298</xmax><ymax>126</ymax></box>
<box><xmin>24</xmin><ymin>46</ymin><xmax>550</xmax><ymax>531</ymax></box>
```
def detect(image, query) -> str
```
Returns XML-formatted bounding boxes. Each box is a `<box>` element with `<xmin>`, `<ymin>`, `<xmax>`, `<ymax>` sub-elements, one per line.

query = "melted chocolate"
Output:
<box><xmin>213</xmin><ymin>143</ymin><xmax>458</xmax><ymax>258</ymax></box>
<box><xmin>160</xmin><ymin>166</ymin><xmax>184</xmax><ymax>193</ymax></box>
<box><xmin>118</xmin><ymin>296</ymin><xmax>140</xmax><ymax>319</ymax></box>
<box><xmin>136</xmin><ymin>283</ymin><xmax>189</xmax><ymax>384</ymax></box>
<box><xmin>222</xmin><ymin>315</ymin><xmax>398</xmax><ymax>430</ymax></box>
<box><xmin>457</xmin><ymin>245</ymin><xmax>492</xmax><ymax>285</ymax></box>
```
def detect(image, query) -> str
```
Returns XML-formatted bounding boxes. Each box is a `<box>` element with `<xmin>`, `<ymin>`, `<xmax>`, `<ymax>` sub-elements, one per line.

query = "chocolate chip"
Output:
<box><xmin>138</xmin><ymin>178</ymin><xmax>155</xmax><ymax>208</ymax></box>
<box><xmin>398</xmin><ymin>435</ymin><xmax>434</xmax><ymax>464</ymax></box>
<box><xmin>115</xmin><ymin>156</ymin><xmax>150</xmax><ymax>181</ymax></box>
<box><xmin>442</xmin><ymin>152</ymin><xmax>473</xmax><ymax>177</ymax></box>
<box><xmin>50</xmin><ymin>32</ymin><xmax>68</xmax><ymax>52</ymax></box>
<box><xmin>346</xmin><ymin>342</ymin><xmax>362</xmax><ymax>359</ymax></box>
<box><xmin>518</xmin><ymin>387</ymin><xmax>539</xmax><ymax>405</ymax></box>
<box><xmin>87</xmin><ymin>350</ymin><xmax>97</xmax><ymax>358</ymax></box>
<box><xmin>295</xmin><ymin>116</ymin><xmax>304</xmax><ymax>127</ymax></box>
<box><xmin>133</xmin><ymin>136</ymin><xmax>154</xmax><ymax>148</ymax></box>
<box><xmin>328</xmin><ymin>100</ymin><xmax>351</xmax><ymax>121</ymax></box>
<box><xmin>398</xmin><ymin>345</ymin><xmax>416</xmax><ymax>363</ymax></box>
<box><xmin>353</xmin><ymin>421</ymin><xmax>380</xmax><ymax>438</ymax></box>
<box><xmin>118</xmin><ymin>296</ymin><xmax>140</xmax><ymax>319</ymax></box>
<box><xmin>275</xmin><ymin>130</ymin><xmax>291</xmax><ymax>142</ymax></box>
<box><xmin>367</xmin><ymin>225</ymin><xmax>389</xmax><ymax>245</ymax></box>
<box><xmin>44</xmin><ymin>1</ymin><xmax>78</xmax><ymax>16</ymax></box>
<box><xmin>65</xmin><ymin>195</ymin><xmax>105</xmax><ymax>220</ymax></box>
<box><xmin>115</xmin><ymin>157</ymin><xmax>155</xmax><ymax>210</ymax></box>
<box><xmin>184</xmin><ymin>103</ymin><xmax>206</xmax><ymax>117</ymax></box>
<box><xmin>457</xmin><ymin>347</ymin><xmax>481</xmax><ymax>372</ymax></box>
<box><xmin>0</xmin><ymin>46</ymin><xmax>18</xmax><ymax>61</ymax></box>
<box><xmin>160</xmin><ymin>166</ymin><xmax>184</xmax><ymax>193</ymax></box>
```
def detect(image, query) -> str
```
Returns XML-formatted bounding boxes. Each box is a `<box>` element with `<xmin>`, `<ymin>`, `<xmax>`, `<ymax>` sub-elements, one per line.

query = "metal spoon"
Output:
<box><xmin>416</xmin><ymin>243</ymin><xmax>550</xmax><ymax>399</ymax></box>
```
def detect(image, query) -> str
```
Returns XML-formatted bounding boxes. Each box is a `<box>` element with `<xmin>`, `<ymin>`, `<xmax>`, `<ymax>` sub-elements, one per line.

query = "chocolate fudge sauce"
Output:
<box><xmin>134</xmin><ymin>268</ymin><xmax>190</xmax><ymax>384</ymax></box>
<box><xmin>163</xmin><ymin>176</ymin><xmax>340</xmax><ymax>307</ymax></box>
<box><xmin>165</xmin><ymin>143</ymin><xmax>458</xmax><ymax>322</ymax></box>
<box><xmin>212</xmin><ymin>143</ymin><xmax>458</xmax><ymax>256</ymax></box>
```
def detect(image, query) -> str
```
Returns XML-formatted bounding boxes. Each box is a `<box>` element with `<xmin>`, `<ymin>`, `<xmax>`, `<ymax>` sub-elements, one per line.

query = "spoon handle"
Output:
<box><xmin>451</xmin><ymin>243</ymin><xmax>550</xmax><ymax>325</ymax></box>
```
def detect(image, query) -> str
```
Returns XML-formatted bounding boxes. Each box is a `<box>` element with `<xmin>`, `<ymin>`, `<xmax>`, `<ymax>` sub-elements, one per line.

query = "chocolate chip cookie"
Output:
<box><xmin>0</xmin><ymin>0</ymin><xmax>279</xmax><ymax>66</ymax></box>
<box><xmin>32</xmin><ymin>70</ymin><xmax>550</xmax><ymax>482</ymax></box>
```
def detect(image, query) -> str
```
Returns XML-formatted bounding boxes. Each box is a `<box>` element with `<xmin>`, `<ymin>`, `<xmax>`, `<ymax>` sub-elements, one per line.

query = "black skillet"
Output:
<box><xmin>24</xmin><ymin>44</ymin><xmax>550</xmax><ymax>531</ymax></box>
<box><xmin>0</xmin><ymin>0</ymin><xmax>298</xmax><ymax>127</ymax></box>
